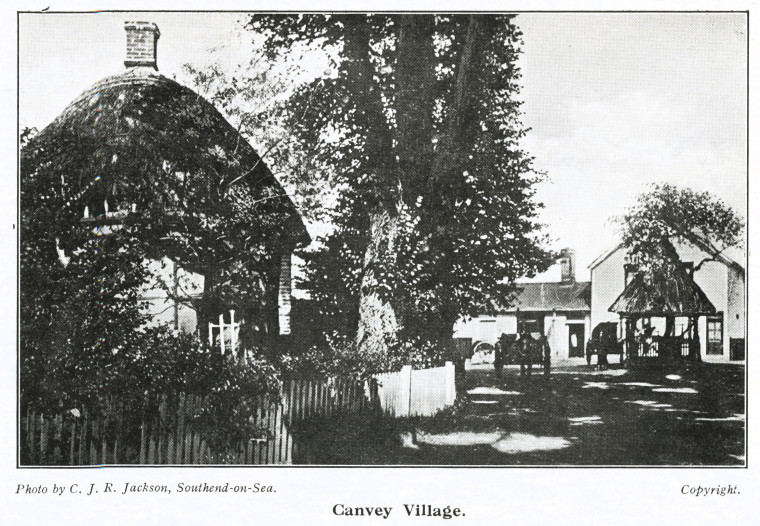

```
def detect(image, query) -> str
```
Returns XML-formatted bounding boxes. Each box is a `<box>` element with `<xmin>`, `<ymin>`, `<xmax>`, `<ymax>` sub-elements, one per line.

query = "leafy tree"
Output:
<box><xmin>180</xmin><ymin>52</ymin><xmax>337</xmax><ymax>227</ymax></box>
<box><xmin>617</xmin><ymin>183</ymin><xmax>744</xmax><ymax>275</ymax></box>
<box><xmin>20</xmin><ymin>215</ymin><xmax>150</xmax><ymax>412</ymax></box>
<box><xmin>248</xmin><ymin>14</ymin><xmax>553</xmax><ymax>361</ymax></box>
<box><xmin>615</xmin><ymin>183</ymin><xmax>744</xmax><ymax>357</ymax></box>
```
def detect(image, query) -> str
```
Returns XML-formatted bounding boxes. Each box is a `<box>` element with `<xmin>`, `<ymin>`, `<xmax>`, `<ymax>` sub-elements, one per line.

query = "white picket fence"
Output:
<box><xmin>373</xmin><ymin>361</ymin><xmax>456</xmax><ymax>417</ymax></box>
<box><xmin>22</xmin><ymin>362</ymin><xmax>457</xmax><ymax>465</ymax></box>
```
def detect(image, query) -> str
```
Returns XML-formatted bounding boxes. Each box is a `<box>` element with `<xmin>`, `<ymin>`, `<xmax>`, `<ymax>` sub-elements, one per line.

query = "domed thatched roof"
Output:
<box><xmin>23</xmin><ymin>60</ymin><xmax>310</xmax><ymax>247</ymax></box>
<box><xmin>609</xmin><ymin>263</ymin><xmax>716</xmax><ymax>317</ymax></box>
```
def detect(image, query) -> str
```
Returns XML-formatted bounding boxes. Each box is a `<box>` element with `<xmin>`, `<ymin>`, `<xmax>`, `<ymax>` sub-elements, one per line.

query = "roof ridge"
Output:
<box><xmin>46</xmin><ymin>68</ymin><xmax>175</xmax><ymax>131</ymax></box>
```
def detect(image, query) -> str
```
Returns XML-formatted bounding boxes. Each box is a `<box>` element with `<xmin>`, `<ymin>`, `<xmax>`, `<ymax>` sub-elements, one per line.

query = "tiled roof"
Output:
<box><xmin>505</xmin><ymin>281</ymin><xmax>591</xmax><ymax>312</ymax></box>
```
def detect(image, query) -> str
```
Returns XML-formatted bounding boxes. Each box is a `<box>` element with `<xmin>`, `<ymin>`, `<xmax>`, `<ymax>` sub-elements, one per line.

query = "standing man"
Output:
<box><xmin>494</xmin><ymin>333</ymin><xmax>506</xmax><ymax>378</ymax></box>
<box><xmin>519</xmin><ymin>329</ymin><xmax>533</xmax><ymax>376</ymax></box>
<box><xmin>541</xmin><ymin>335</ymin><xmax>551</xmax><ymax>376</ymax></box>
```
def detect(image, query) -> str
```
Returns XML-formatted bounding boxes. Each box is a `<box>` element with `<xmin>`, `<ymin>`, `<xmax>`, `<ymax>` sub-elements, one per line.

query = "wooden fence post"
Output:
<box><xmin>219</xmin><ymin>314</ymin><xmax>226</xmax><ymax>355</ymax></box>
<box><xmin>39</xmin><ymin>413</ymin><xmax>48</xmax><ymax>464</ymax></box>
<box><xmin>79</xmin><ymin>409</ymin><xmax>88</xmax><ymax>465</ymax></box>
<box><xmin>53</xmin><ymin>414</ymin><xmax>63</xmax><ymax>465</ymax></box>
<box><xmin>69</xmin><ymin>417</ymin><xmax>76</xmax><ymax>466</ymax></box>
<box><xmin>139</xmin><ymin>418</ymin><xmax>147</xmax><ymax>465</ymax></box>
<box><xmin>26</xmin><ymin>408</ymin><xmax>35</xmax><ymax>465</ymax></box>
<box><xmin>230</xmin><ymin>309</ymin><xmax>237</xmax><ymax>355</ymax></box>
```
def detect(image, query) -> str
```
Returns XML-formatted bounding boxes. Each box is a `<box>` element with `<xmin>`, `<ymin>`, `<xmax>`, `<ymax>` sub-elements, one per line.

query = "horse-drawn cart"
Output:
<box><xmin>586</xmin><ymin>322</ymin><xmax>623</xmax><ymax>366</ymax></box>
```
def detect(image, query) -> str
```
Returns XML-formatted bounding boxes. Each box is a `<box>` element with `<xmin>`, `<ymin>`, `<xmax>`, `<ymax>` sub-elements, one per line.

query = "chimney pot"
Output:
<box><xmin>124</xmin><ymin>21</ymin><xmax>160</xmax><ymax>70</ymax></box>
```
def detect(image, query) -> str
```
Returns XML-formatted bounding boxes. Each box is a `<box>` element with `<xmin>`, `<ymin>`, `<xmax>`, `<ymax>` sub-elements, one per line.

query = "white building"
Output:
<box><xmin>453</xmin><ymin>249</ymin><xmax>591</xmax><ymax>364</ymax></box>
<box><xmin>589</xmin><ymin>240</ymin><xmax>745</xmax><ymax>363</ymax></box>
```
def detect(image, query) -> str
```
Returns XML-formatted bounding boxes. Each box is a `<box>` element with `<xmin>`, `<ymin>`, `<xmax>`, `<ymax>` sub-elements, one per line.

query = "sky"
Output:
<box><xmin>18</xmin><ymin>12</ymin><xmax>748</xmax><ymax>281</ymax></box>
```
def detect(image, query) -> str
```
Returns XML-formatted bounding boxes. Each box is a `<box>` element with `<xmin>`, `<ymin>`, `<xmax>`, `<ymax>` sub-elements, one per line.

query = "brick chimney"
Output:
<box><xmin>560</xmin><ymin>248</ymin><xmax>575</xmax><ymax>283</ymax></box>
<box><xmin>124</xmin><ymin>21</ymin><xmax>160</xmax><ymax>70</ymax></box>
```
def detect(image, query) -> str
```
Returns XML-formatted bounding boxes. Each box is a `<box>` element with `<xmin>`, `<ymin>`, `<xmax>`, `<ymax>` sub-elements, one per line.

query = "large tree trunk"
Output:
<box><xmin>395</xmin><ymin>15</ymin><xmax>436</xmax><ymax>197</ymax></box>
<box><xmin>355</xmin><ymin>15</ymin><xmax>451</xmax><ymax>356</ymax></box>
<box><xmin>343</xmin><ymin>21</ymin><xmax>405</xmax><ymax>357</ymax></box>
<box><xmin>424</xmin><ymin>15</ymin><xmax>486</xmax><ymax>348</ymax></box>
<box><xmin>353</xmin><ymin>15</ymin><xmax>438</xmax><ymax>355</ymax></box>
<box><xmin>356</xmin><ymin>208</ymin><xmax>401</xmax><ymax>356</ymax></box>
<box><xmin>355</xmin><ymin>15</ymin><xmax>488</xmax><ymax>356</ymax></box>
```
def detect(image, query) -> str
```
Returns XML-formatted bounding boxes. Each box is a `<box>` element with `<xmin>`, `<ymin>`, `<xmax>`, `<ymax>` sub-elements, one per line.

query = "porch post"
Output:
<box><xmin>619</xmin><ymin>315</ymin><xmax>626</xmax><ymax>365</ymax></box>
<box><xmin>626</xmin><ymin>316</ymin><xmax>637</xmax><ymax>364</ymax></box>
<box><xmin>690</xmin><ymin>315</ymin><xmax>702</xmax><ymax>362</ymax></box>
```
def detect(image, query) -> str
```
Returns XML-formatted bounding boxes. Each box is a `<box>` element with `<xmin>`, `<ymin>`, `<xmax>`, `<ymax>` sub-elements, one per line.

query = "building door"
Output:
<box><xmin>568</xmin><ymin>324</ymin><xmax>585</xmax><ymax>358</ymax></box>
<box><xmin>706</xmin><ymin>316</ymin><xmax>724</xmax><ymax>355</ymax></box>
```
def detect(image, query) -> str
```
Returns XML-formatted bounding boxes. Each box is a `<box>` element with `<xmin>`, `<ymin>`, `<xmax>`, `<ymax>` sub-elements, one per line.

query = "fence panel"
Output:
<box><xmin>20</xmin><ymin>363</ymin><xmax>455</xmax><ymax>465</ymax></box>
<box><xmin>372</xmin><ymin>362</ymin><xmax>455</xmax><ymax>418</ymax></box>
<box><xmin>409</xmin><ymin>362</ymin><xmax>455</xmax><ymax>416</ymax></box>
<box><xmin>373</xmin><ymin>368</ymin><xmax>406</xmax><ymax>417</ymax></box>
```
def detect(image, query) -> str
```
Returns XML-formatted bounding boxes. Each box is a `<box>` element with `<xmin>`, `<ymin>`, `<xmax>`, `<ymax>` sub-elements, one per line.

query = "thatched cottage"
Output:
<box><xmin>21</xmin><ymin>22</ymin><xmax>310</xmax><ymax>354</ymax></box>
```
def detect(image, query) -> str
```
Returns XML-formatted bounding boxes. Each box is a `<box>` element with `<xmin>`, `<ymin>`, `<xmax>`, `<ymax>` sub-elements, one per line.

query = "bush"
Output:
<box><xmin>280</xmin><ymin>330</ymin><xmax>447</xmax><ymax>379</ymax></box>
<box><xmin>23</xmin><ymin>321</ymin><xmax>283</xmax><ymax>458</ymax></box>
<box><xmin>190</xmin><ymin>354</ymin><xmax>281</xmax><ymax>454</ymax></box>
<box><xmin>131</xmin><ymin>327</ymin><xmax>283</xmax><ymax>454</ymax></box>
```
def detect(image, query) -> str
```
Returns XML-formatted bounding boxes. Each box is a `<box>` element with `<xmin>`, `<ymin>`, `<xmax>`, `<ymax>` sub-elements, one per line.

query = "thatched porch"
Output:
<box><xmin>609</xmin><ymin>263</ymin><xmax>716</xmax><ymax>363</ymax></box>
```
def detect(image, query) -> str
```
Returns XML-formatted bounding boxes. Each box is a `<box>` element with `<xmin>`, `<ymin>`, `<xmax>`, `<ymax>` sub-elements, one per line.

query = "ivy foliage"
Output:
<box><xmin>20</xmin><ymin>66</ymin><xmax>296</xmax><ymax>426</ymax></box>
<box><xmin>21</xmin><ymin>71</ymin><xmax>305</xmax><ymax>346</ymax></box>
